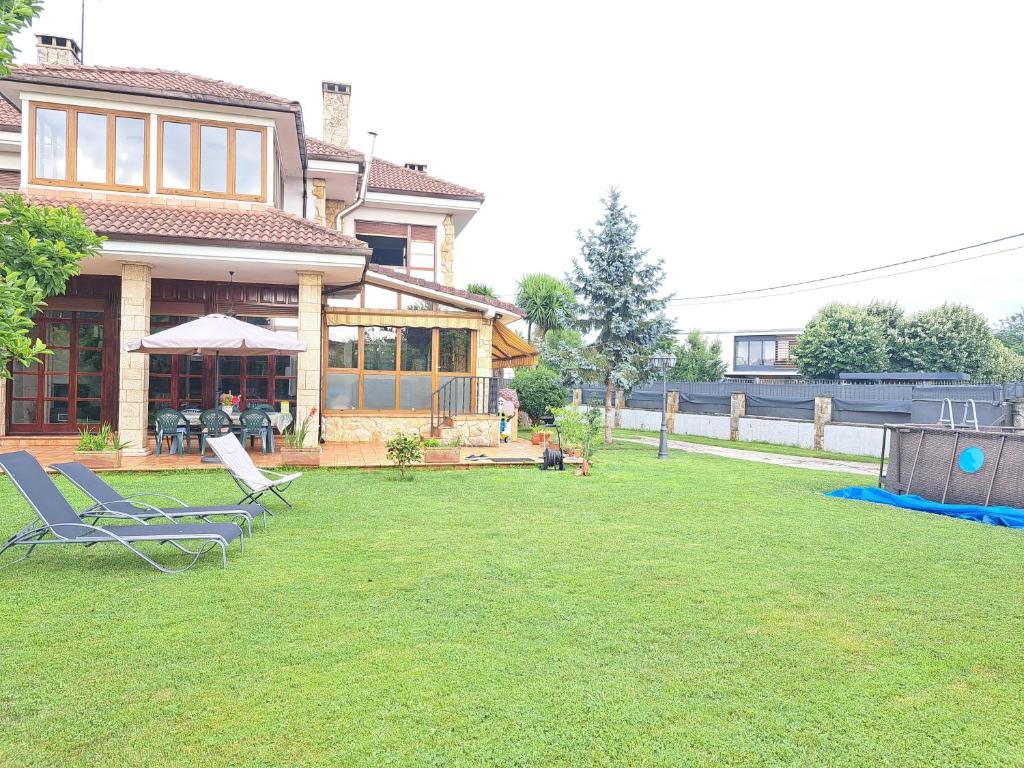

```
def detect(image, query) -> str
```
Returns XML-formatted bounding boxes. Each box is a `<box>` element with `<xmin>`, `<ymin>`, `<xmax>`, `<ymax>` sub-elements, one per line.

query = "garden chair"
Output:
<box><xmin>206</xmin><ymin>434</ymin><xmax>300</xmax><ymax>508</ymax></box>
<box><xmin>198</xmin><ymin>409</ymin><xmax>233</xmax><ymax>457</ymax></box>
<box><xmin>51</xmin><ymin>461</ymin><xmax>268</xmax><ymax>535</ymax></box>
<box><xmin>239</xmin><ymin>408</ymin><xmax>275</xmax><ymax>453</ymax></box>
<box><xmin>0</xmin><ymin>451</ymin><xmax>243</xmax><ymax>573</ymax></box>
<box><xmin>154</xmin><ymin>409</ymin><xmax>190</xmax><ymax>456</ymax></box>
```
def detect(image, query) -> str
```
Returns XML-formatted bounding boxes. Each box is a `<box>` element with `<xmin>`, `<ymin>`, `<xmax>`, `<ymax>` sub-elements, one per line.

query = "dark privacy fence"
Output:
<box><xmin>576</xmin><ymin>381</ymin><xmax>1022</xmax><ymax>426</ymax></box>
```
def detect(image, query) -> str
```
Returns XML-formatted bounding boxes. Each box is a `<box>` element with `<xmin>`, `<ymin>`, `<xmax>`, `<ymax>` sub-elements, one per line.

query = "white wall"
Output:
<box><xmin>674</xmin><ymin>413</ymin><xmax>731</xmax><ymax>439</ymax></box>
<box><xmin>823</xmin><ymin>423</ymin><xmax>887</xmax><ymax>458</ymax></box>
<box><xmin>738</xmin><ymin>416</ymin><xmax>814</xmax><ymax>449</ymax></box>
<box><xmin>618</xmin><ymin>408</ymin><xmax>663</xmax><ymax>432</ymax></box>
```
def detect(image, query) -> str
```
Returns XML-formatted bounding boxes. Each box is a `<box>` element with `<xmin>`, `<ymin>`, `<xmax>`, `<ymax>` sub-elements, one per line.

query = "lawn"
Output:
<box><xmin>0</xmin><ymin>441</ymin><xmax>1021</xmax><ymax>767</ymax></box>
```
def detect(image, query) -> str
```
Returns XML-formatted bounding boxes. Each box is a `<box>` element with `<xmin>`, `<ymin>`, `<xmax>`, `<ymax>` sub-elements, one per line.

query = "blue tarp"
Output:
<box><xmin>826</xmin><ymin>486</ymin><xmax>1024</xmax><ymax>529</ymax></box>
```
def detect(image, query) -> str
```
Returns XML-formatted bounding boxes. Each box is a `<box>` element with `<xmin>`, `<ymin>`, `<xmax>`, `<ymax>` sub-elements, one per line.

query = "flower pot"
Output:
<box><xmin>531</xmin><ymin>431</ymin><xmax>552</xmax><ymax>446</ymax></box>
<box><xmin>423</xmin><ymin>446</ymin><xmax>460</xmax><ymax>464</ymax></box>
<box><xmin>280</xmin><ymin>446</ymin><xmax>321</xmax><ymax>467</ymax></box>
<box><xmin>73</xmin><ymin>450</ymin><xmax>121</xmax><ymax>469</ymax></box>
<box><xmin>221</xmin><ymin>406</ymin><xmax>233</xmax><ymax>416</ymax></box>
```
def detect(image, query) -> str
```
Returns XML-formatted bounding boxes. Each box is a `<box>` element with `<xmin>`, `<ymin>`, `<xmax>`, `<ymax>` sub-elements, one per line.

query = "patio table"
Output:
<box><xmin>184</xmin><ymin>411</ymin><xmax>294</xmax><ymax>434</ymax></box>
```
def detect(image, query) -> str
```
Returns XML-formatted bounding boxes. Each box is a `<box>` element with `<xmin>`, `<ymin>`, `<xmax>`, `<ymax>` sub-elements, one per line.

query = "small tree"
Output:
<box><xmin>669</xmin><ymin>330</ymin><xmax>726</xmax><ymax>381</ymax></box>
<box><xmin>511</xmin><ymin>365</ymin><xmax>568</xmax><ymax>423</ymax></box>
<box><xmin>465</xmin><ymin>282</ymin><xmax>497</xmax><ymax>299</ymax></box>
<box><xmin>0</xmin><ymin>1</ymin><xmax>40</xmax><ymax>77</ymax></box>
<box><xmin>567</xmin><ymin>188</ymin><xmax>674</xmax><ymax>443</ymax></box>
<box><xmin>515</xmin><ymin>273</ymin><xmax>575</xmax><ymax>342</ymax></box>
<box><xmin>979</xmin><ymin>339</ymin><xmax>1024</xmax><ymax>382</ymax></box>
<box><xmin>866</xmin><ymin>300</ymin><xmax>906</xmax><ymax>369</ymax></box>
<box><xmin>0</xmin><ymin>194</ymin><xmax>104</xmax><ymax>377</ymax></box>
<box><xmin>899</xmin><ymin>303</ymin><xmax>994</xmax><ymax>377</ymax></box>
<box><xmin>385</xmin><ymin>433</ymin><xmax>422</xmax><ymax>480</ymax></box>
<box><xmin>994</xmin><ymin>308</ymin><xmax>1024</xmax><ymax>357</ymax></box>
<box><xmin>793</xmin><ymin>303</ymin><xmax>889</xmax><ymax>379</ymax></box>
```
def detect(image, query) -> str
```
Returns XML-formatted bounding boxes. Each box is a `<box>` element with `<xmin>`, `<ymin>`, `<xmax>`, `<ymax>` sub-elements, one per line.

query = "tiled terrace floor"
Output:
<box><xmin>0</xmin><ymin>435</ymin><xmax>549</xmax><ymax>472</ymax></box>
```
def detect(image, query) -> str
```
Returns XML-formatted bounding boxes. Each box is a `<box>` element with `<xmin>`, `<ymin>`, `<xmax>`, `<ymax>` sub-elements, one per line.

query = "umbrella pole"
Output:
<box><xmin>202</xmin><ymin>350</ymin><xmax>225</xmax><ymax>464</ymax></box>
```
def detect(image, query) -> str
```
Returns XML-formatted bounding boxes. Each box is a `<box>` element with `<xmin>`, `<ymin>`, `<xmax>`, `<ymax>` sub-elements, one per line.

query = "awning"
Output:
<box><xmin>492</xmin><ymin>321</ymin><xmax>538</xmax><ymax>369</ymax></box>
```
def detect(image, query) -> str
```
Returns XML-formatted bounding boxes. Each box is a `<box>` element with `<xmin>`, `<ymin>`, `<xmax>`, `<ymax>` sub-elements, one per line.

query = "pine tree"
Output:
<box><xmin>567</xmin><ymin>188</ymin><xmax>674</xmax><ymax>443</ymax></box>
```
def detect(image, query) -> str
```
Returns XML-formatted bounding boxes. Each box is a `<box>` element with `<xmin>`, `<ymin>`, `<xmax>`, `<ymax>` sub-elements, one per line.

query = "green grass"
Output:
<box><xmin>0</xmin><ymin>442</ymin><xmax>1021</xmax><ymax>766</ymax></box>
<box><xmin>614</xmin><ymin>427</ymin><xmax>880</xmax><ymax>463</ymax></box>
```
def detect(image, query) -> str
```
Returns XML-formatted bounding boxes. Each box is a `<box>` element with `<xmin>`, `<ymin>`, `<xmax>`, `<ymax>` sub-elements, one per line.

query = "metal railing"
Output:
<box><xmin>430</xmin><ymin>376</ymin><xmax>500</xmax><ymax>435</ymax></box>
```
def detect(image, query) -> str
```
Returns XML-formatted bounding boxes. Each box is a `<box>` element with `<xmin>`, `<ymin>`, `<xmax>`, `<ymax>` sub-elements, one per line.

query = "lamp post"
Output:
<box><xmin>651</xmin><ymin>353</ymin><xmax>677</xmax><ymax>459</ymax></box>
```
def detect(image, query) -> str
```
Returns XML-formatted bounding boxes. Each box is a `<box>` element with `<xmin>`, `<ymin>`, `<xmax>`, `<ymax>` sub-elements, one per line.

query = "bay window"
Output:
<box><xmin>326</xmin><ymin>325</ymin><xmax>475</xmax><ymax>412</ymax></box>
<box><xmin>158</xmin><ymin>117</ymin><xmax>266</xmax><ymax>201</ymax></box>
<box><xmin>30</xmin><ymin>103</ymin><xmax>148</xmax><ymax>190</ymax></box>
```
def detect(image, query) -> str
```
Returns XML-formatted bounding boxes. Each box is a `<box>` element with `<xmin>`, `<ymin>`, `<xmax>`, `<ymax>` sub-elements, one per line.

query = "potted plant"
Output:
<box><xmin>422</xmin><ymin>437</ymin><xmax>461</xmax><ymax>464</ymax></box>
<box><xmin>280</xmin><ymin>408</ymin><xmax>320</xmax><ymax>467</ymax></box>
<box><xmin>220</xmin><ymin>391</ymin><xmax>240</xmax><ymax>415</ymax></box>
<box><xmin>73</xmin><ymin>423</ymin><xmax>131</xmax><ymax>469</ymax></box>
<box><xmin>531</xmin><ymin>429</ymin><xmax>553</xmax><ymax>446</ymax></box>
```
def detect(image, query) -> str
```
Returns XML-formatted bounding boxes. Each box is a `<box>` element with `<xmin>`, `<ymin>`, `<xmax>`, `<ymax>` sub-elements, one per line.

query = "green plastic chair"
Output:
<box><xmin>239</xmin><ymin>409</ymin><xmax>274</xmax><ymax>454</ymax></box>
<box><xmin>153</xmin><ymin>409</ymin><xmax>189</xmax><ymax>456</ymax></box>
<box><xmin>198</xmin><ymin>409</ymin><xmax>233</xmax><ymax>457</ymax></box>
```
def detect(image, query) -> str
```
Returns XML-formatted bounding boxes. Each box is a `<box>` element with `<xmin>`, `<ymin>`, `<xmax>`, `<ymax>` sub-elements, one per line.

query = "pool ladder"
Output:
<box><xmin>939</xmin><ymin>398</ymin><xmax>979</xmax><ymax>430</ymax></box>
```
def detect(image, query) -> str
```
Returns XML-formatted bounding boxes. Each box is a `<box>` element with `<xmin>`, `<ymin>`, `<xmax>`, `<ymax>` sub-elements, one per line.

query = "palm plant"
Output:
<box><xmin>465</xmin><ymin>282</ymin><xmax>497</xmax><ymax>298</ymax></box>
<box><xmin>514</xmin><ymin>274</ymin><xmax>576</xmax><ymax>342</ymax></box>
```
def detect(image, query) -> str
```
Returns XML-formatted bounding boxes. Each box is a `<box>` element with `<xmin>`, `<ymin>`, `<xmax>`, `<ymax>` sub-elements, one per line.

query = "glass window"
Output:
<box><xmin>78</xmin><ymin>349</ymin><xmax>103</xmax><ymax>373</ymax></box>
<box><xmin>246</xmin><ymin>357</ymin><xmax>270</xmax><ymax>376</ymax></box>
<box><xmin>12</xmin><ymin>401</ymin><xmax>37</xmax><ymax>424</ymax></box>
<box><xmin>363</xmin><ymin>375</ymin><xmax>396</xmax><ymax>409</ymax></box>
<box><xmin>114</xmin><ymin>116</ymin><xmax>146</xmax><ymax>186</ymax></box>
<box><xmin>360</xmin><ymin>235</ymin><xmax>407</xmax><ymax>267</ymax></box>
<box><xmin>734</xmin><ymin>340</ymin><xmax>748</xmax><ymax>367</ymax></box>
<box><xmin>400</xmin><ymin>328</ymin><xmax>432</xmax><ymax>372</ymax></box>
<box><xmin>328</xmin><ymin>326</ymin><xmax>359</xmax><ymax>368</ymax></box>
<box><xmin>399</xmin><ymin>376</ymin><xmax>432</xmax><ymax>410</ymax></box>
<box><xmin>363</xmin><ymin>327</ymin><xmax>397</xmax><ymax>370</ymax></box>
<box><xmin>35</xmin><ymin>108</ymin><xmax>66</xmax><ymax>180</ymax></box>
<box><xmin>762</xmin><ymin>340</ymin><xmax>776</xmax><ymax>366</ymax></box>
<box><xmin>325</xmin><ymin>373</ymin><xmax>358</xmax><ymax>410</ymax></box>
<box><xmin>76</xmin><ymin>376</ymin><xmax>102</xmax><ymax>398</ymax></box>
<box><xmin>234</xmin><ymin>129</ymin><xmax>262</xmax><ymax>196</ymax></box>
<box><xmin>75</xmin><ymin>112</ymin><xmax>107</xmax><ymax>183</ymax></box>
<box><xmin>439</xmin><ymin>329</ymin><xmax>472</xmax><ymax>372</ymax></box>
<box><xmin>162</xmin><ymin>121</ymin><xmax>191</xmax><ymax>189</ymax></box>
<box><xmin>200</xmin><ymin>125</ymin><xmax>228</xmax><ymax>192</ymax></box>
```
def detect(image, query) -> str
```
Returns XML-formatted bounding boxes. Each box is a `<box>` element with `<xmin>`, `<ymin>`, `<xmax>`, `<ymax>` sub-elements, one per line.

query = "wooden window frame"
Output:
<box><xmin>157</xmin><ymin>116</ymin><xmax>267</xmax><ymax>202</ymax></box>
<box><xmin>28</xmin><ymin>102</ymin><xmax>150</xmax><ymax>192</ymax></box>
<box><xmin>323</xmin><ymin>325</ymin><xmax>476</xmax><ymax>415</ymax></box>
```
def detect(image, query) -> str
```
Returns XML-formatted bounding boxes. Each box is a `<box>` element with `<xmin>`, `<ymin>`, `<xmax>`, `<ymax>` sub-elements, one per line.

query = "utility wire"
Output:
<box><xmin>667</xmin><ymin>231</ymin><xmax>1024</xmax><ymax>302</ymax></box>
<box><xmin>673</xmin><ymin>244</ymin><xmax>1024</xmax><ymax>307</ymax></box>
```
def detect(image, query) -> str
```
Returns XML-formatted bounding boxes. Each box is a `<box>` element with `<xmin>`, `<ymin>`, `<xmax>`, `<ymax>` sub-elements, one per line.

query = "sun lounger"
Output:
<box><xmin>205</xmin><ymin>434</ymin><xmax>301</xmax><ymax>508</ymax></box>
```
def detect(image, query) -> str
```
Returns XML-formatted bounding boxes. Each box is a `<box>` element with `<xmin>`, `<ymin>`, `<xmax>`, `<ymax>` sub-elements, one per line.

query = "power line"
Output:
<box><xmin>672</xmin><ymin>244</ymin><xmax>1024</xmax><ymax>307</ymax></box>
<box><xmin>667</xmin><ymin>231</ymin><xmax>1024</xmax><ymax>303</ymax></box>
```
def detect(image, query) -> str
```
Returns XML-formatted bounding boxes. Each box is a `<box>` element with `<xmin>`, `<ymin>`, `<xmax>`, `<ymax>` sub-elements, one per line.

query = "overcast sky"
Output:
<box><xmin>14</xmin><ymin>1</ymin><xmax>1024</xmax><ymax>332</ymax></box>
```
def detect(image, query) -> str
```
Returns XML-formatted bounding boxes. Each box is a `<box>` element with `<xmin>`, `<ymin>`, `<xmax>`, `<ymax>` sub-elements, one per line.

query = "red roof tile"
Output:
<box><xmin>7</xmin><ymin>65</ymin><xmax>295</xmax><ymax>109</ymax></box>
<box><xmin>305</xmin><ymin>137</ymin><xmax>364</xmax><ymax>163</ymax></box>
<box><xmin>29</xmin><ymin>196</ymin><xmax>370</xmax><ymax>255</ymax></box>
<box><xmin>0</xmin><ymin>168</ymin><xmax>19</xmax><ymax>188</ymax></box>
<box><xmin>0</xmin><ymin>95</ymin><xmax>20</xmax><ymax>129</ymax></box>
<box><xmin>369</xmin><ymin>159</ymin><xmax>484</xmax><ymax>201</ymax></box>
<box><xmin>367</xmin><ymin>264</ymin><xmax>521</xmax><ymax>316</ymax></box>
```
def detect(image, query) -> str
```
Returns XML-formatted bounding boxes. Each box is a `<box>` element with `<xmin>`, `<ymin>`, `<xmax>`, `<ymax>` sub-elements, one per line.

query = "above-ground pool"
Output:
<box><xmin>882</xmin><ymin>424</ymin><xmax>1024</xmax><ymax>508</ymax></box>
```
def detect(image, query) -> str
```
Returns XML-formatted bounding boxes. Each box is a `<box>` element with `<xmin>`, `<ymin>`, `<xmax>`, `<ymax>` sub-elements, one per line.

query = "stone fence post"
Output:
<box><xmin>1011</xmin><ymin>399</ymin><xmax>1024</xmax><ymax>428</ymax></box>
<box><xmin>729</xmin><ymin>392</ymin><xmax>746</xmax><ymax>441</ymax></box>
<box><xmin>666</xmin><ymin>391</ymin><xmax>679</xmax><ymax>434</ymax></box>
<box><xmin>615</xmin><ymin>388</ymin><xmax>625</xmax><ymax>427</ymax></box>
<box><xmin>572</xmin><ymin>388</ymin><xmax>582</xmax><ymax>406</ymax></box>
<box><xmin>814</xmin><ymin>394</ymin><xmax>833</xmax><ymax>451</ymax></box>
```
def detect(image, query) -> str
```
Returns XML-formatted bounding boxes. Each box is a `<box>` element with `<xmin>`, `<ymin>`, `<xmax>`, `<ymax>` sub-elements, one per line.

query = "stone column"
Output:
<box><xmin>572</xmin><ymin>388</ymin><xmax>583</xmax><ymax>406</ymax></box>
<box><xmin>1011</xmin><ymin>399</ymin><xmax>1024</xmax><ymax>428</ymax></box>
<box><xmin>440</xmin><ymin>215</ymin><xmax>456</xmax><ymax>286</ymax></box>
<box><xmin>118</xmin><ymin>263</ymin><xmax>152</xmax><ymax>455</ymax></box>
<box><xmin>296</xmin><ymin>272</ymin><xmax>323</xmax><ymax>448</ymax></box>
<box><xmin>730</xmin><ymin>391</ymin><xmax>746</xmax><ymax>442</ymax></box>
<box><xmin>0</xmin><ymin>372</ymin><xmax>7</xmax><ymax>437</ymax></box>
<box><xmin>476</xmin><ymin>319</ymin><xmax>493</xmax><ymax>378</ymax></box>
<box><xmin>814</xmin><ymin>394</ymin><xmax>833</xmax><ymax>450</ymax></box>
<box><xmin>666</xmin><ymin>390</ymin><xmax>679</xmax><ymax>434</ymax></box>
<box><xmin>311</xmin><ymin>179</ymin><xmax>327</xmax><ymax>227</ymax></box>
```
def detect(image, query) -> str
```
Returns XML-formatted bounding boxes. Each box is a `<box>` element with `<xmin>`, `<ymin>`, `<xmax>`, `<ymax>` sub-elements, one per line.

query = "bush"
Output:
<box><xmin>385</xmin><ymin>433</ymin><xmax>422</xmax><ymax>479</ymax></box>
<box><xmin>899</xmin><ymin>303</ymin><xmax>995</xmax><ymax>377</ymax></box>
<box><xmin>512</xmin><ymin>366</ymin><xmax>569</xmax><ymax>422</ymax></box>
<box><xmin>551</xmin><ymin>404</ymin><xmax>603</xmax><ymax>460</ymax></box>
<box><xmin>793</xmin><ymin>303</ymin><xmax>889</xmax><ymax>379</ymax></box>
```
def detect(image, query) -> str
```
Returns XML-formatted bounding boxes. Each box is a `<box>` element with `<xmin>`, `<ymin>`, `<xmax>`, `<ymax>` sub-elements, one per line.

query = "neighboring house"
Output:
<box><xmin>0</xmin><ymin>34</ymin><xmax>534</xmax><ymax>450</ymax></box>
<box><xmin>703</xmin><ymin>328</ymin><xmax>803</xmax><ymax>380</ymax></box>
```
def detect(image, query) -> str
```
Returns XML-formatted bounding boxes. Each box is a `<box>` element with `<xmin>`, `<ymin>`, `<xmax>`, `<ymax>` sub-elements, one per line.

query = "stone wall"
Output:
<box><xmin>451</xmin><ymin>415</ymin><xmax>500</xmax><ymax>446</ymax></box>
<box><xmin>439</xmin><ymin>215</ymin><xmax>455</xmax><ymax>286</ymax></box>
<box><xmin>311</xmin><ymin>179</ymin><xmax>327</xmax><ymax>227</ymax></box>
<box><xmin>476</xmin><ymin>319</ymin><xmax>493</xmax><ymax>377</ymax></box>
<box><xmin>322</xmin><ymin>82</ymin><xmax>351</xmax><ymax>148</ymax></box>
<box><xmin>325</xmin><ymin>199</ymin><xmax>348</xmax><ymax>230</ymax></box>
<box><xmin>322</xmin><ymin>414</ymin><xmax>500</xmax><ymax>446</ymax></box>
<box><xmin>296</xmin><ymin>272</ymin><xmax>323</xmax><ymax>447</ymax></box>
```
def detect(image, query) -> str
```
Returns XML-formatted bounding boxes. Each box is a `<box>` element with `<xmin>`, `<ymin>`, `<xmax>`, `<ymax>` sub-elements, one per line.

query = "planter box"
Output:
<box><xmin>73</xmin><ymin>450</ymin><xmax>121</xmax><ymax>469</ymax></box>
<box><xmin>423</xmin><ymin>447</ymin><xmax>460</xmax><ymax>464</ymax></box>
<box><xmin>280</xmin><ymin>447</ymin><xmax>321</xmax><ymax>467</ymax></box>
<box><xmin>531</xmin><ymin>431</ymin><xmax>553</xmax><ymax>446</ymax></box>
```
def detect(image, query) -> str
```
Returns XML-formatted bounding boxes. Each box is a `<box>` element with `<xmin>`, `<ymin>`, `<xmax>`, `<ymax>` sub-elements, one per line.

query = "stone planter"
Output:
<box><xmin>280</xmin><ymin>446</ymin><xmax>321</xmax><ymax>467</ymax></box>
<box><xmin>423</xmin><ymin>446</ymin><xmax>460</xmax><ymax>464</ymax></box>
<box><xmin>72</xmin><ymin>450</ymin><xmax>121</xmax><ymax>469</ymax></box>
<box><xmin>531</xmin><ymin>431</ymin><xmax>552</xmax><ymax>446</ymax></box>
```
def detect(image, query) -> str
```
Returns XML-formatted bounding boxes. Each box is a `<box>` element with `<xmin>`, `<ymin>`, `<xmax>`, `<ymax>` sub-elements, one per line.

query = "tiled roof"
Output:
<box><xmin>7</xmin><ymin>65</ymin><xmax>295</xmax><ymax>109</ymax></box>
<box><xmin>29</xmin><ymin>196</ymin><xmax>370</xmax><ymax>254</ymax></box>
<box><xmin>0</xmin><ymin>95</ymin><xmax>20</xmax><ymax>130</ymax></box>
<box><xmin>367</xmin><ymin>264</ymin><xmax>521</xmax><ymax>316</ymax></box>
<box><xmin>305</xmin><ymin>137</ymin><xmax>364</xmax><ymax>163</ymax></box>
<box><xmin>0</xmin><ymin>168</ymin><xmax>19</xmax><ymax>188</ymax></box>
<box><xmin>369</xmin><ymin>159</ymin><xmax>484</xmax><ymax>202</ymax></box>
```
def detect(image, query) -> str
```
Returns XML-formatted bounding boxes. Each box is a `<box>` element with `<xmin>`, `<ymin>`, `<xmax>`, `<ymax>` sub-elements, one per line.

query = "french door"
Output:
<box><xmin>8</xmin><ymin>310</ymin><xmax>106</xmax><ymax>433</ymax></box>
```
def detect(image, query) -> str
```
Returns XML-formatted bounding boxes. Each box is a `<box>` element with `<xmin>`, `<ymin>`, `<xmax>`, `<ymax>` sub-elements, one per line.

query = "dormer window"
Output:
<box><xmin>29</xmin><ymin>103</ymin><xmax>148</xmax><ymax>191</ymax></box>
<box><xmin>158</xmin><ymin>117</ymin><xmax>266</xmax><ymax>201</ymax></box>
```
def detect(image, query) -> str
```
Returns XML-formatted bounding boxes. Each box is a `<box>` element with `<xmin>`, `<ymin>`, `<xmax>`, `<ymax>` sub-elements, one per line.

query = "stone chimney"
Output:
<box><xmin>36</xmin><ymin>34</ymin><xmax>81</xmax><ymax>66</ymax></box>
<box><xmin>322</xmin><ymin>81</ymin><xmax>351</xmax><ymax>148</ymax></box>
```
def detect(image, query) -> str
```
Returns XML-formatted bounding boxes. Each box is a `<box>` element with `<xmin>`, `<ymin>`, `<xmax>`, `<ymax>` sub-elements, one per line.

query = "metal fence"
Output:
<box><xmin>575</xmin><ymin>380</ymin><xmax>1024</xmax><ymax>426</ymax></box>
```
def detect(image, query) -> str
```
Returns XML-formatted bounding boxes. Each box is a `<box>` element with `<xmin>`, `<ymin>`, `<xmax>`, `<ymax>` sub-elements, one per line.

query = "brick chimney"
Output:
<box><xmin>322</xmin><ymin>81</ymin><xmax>351</xmax><ymax>148</ymax></box>
<box><xmin>36</xmin><ymin>34</ymin><xmax>81</xmax><ymax>66</ymax></box>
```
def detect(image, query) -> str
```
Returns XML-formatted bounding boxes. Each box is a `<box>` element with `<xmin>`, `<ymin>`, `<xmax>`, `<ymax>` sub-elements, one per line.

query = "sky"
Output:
<box><xmin>13</xmin><ymin>0</ymin><xmax>1024</xmax><ymax>333</ymax></box>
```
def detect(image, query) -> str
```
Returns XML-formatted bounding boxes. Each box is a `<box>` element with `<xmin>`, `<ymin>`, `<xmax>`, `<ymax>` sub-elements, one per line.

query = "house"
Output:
<box><xmin>703</xmin><ymin>328</ymin><xmax>803</xmax><ymax>380</ymax></box>
<box><xmin>0</xmin><ymin>34</ymin><xmax>535</xmax><ymax>452</ymax></box>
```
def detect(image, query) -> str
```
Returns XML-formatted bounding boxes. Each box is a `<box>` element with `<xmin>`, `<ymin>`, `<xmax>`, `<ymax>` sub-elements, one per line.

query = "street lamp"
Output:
<box><xmin>651</xmin><ymin>352</ymin><xmax>677</xmax><ymax>459</ymax></box>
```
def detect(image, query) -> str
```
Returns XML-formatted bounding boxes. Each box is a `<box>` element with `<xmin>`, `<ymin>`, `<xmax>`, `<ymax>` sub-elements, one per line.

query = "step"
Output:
<box><xmin>0</xmin><ymin>436</ymin><xmax>82</xmax><ymax>448</ymax></box>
